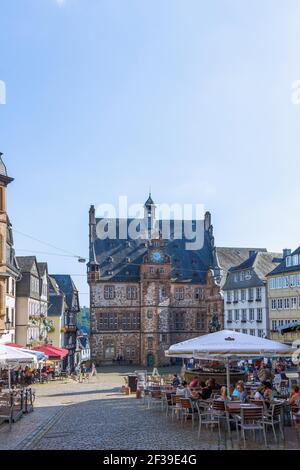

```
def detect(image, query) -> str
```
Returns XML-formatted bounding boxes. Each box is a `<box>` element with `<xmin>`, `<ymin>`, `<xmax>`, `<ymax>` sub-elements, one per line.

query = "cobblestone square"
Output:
<box><xmin>0</xmin><ymin>367</ymin><xmax>299</xmax><ymax>451</ymax></box>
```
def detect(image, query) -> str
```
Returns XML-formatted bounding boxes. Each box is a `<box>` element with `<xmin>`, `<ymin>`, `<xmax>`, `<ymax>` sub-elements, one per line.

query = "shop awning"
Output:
<box><xmin>34</xmin><ymin>345</ymin><xmax>68</xmax><ymax>360</ymax></box>
<box><xmin>278</xmin><ymin>320</ymin><xmax>300</xmax><ymax>334</ymax></box>
<box><xmin>0</xmin><ymin>345</ymin><xmax>38</xmax><ymax>366</ymax></box>
<box><xmin>5</xmin><ymin>342</ymin><xmax>24</xmax><ymax>348</ymax></box>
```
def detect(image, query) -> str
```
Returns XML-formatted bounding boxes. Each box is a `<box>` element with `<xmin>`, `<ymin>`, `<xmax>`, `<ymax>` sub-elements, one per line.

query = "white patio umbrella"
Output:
<box><xmin>165</xmin><ymin>330</ymin><xmax>294</xmax><ymax>391</ymax></box>
<box><xmin>0</xmin><ymin>344</ymin><xmax>38</xmax><ymax>389</ymax></box>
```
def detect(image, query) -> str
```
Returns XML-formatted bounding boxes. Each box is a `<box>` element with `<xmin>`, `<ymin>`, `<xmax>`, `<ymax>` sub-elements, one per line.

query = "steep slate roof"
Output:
<box><xmin>37</xmin><ymin>262</ymin><xmax>48</xmax><ymax>277</ymax></box>
<box><xmin>267</xmin><ymin>246</ymin><xmax>300</xmax><ymax>276</ymax></box>
<box><xmin>216</xmin><ymin>247</ymin><xmax>267</xmax><ymax>288</ymax></box>
<box><xmin>222</xmin><ymin>251</ymin><xmax>282</xmax><ymax>290</ymax></box>
<box><xmin>91</xmin><ymin>213</ymin><xmax>276</xmax><ymax>286</ymax></box>
<box><xmin>48</xmin><ymin>276</ymin><xmax>66</xmax><ymax>317</ymax></box>
<box><xmin>92</xmin><ymin>218</ymin><xmax>215</xmax><ymax>284</ymax></box>
<box><xmin>48</xmin><ymin>295</ymin><xmax>65</xmax><ymax>316</ymax></box>
<box><xmin>16</xmin><ymin>256</ymin><xmax>37</xmax><ymax>273</ymax></box>
<box><xmin>51</xmin><ymin>274</ymin><xmax>79</xmax><ymax>311</ymax></box>
<box><xmin>216</xmin><ymin>247</ymin><xmax>267</xmax><ymax>271</ymax></box>
<box><xmin>48</xmin><ymin>276</ymin><xmax>60</xmax><ymax>295</ymax></box>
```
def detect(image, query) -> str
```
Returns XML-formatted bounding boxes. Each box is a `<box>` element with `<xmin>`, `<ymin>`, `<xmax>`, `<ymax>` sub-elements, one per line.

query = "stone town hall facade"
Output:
<box><xmin>87</xmin><ymin>195</ymin><xmax>229</xmax><ymax>367</ymax></box>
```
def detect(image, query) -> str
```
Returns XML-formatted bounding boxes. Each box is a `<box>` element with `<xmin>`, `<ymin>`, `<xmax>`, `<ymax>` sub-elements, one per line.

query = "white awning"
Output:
<box><xmin>0</xmin><ymin>344</ymin><xmax>38</xmax><ymax>366</ymax></box>
<box><xmin>165</xmin><ymin>329</ymin><xmax>294</xmax><ymax>360</ymax></box>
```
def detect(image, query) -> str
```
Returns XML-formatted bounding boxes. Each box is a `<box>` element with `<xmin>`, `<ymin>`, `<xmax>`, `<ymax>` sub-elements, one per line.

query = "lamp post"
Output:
<box><xmin>4</xmin><ymin>317</ymin><xmax>11</xmax><ymax>332</ymax></box>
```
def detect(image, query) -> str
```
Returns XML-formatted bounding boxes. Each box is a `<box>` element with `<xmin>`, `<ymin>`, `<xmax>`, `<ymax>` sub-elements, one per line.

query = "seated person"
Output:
<box><xmin>200</xmin><ymin>379</ymin><xmax>214</xmax><ymax>400</ymax></box>
<box><xmin>176</xmin><ymin>381</ymin><xmax>192</xmax><ymax>398</ymax></box>
<box><xmin>254</xmin><ymin>384</ymin><xmax>265</xmax><ymax>400</ymax></box>
<box><xmin>288</xmin><ymin>385</ymin><xmax>300</xmax><ymax>406</ymax></box>
<box><xmin>220</xmin><ymin>386</ymin><xmax>231</xmax><ymax>402</ymax></box>
<box><xmin>209</xmin><ymin>377</ymin><xmax>221</xmax><ymax>391</ymax></box>
<box><xmin>232</xmin><ymin>382</ymin><xmax>248</xmax><ymax>402</ymax></box>
<box><xmin>192</xmin><ymin>381</ymin><xmax>206</xmax><ymax>399</ymax></box>
<box><xmin>172</xmin><ymin>374</ymin><xmax>181</xmax><ymax>388</ymax></box>
<box><xmin>188</xmin><ymin>377</ymin><xmax>199</xmax><ymax>389</ymax></box>
<box><xmin>263</xmin><ymin>381</ymin><xmax>278</xmax><ymax>401</ymax></box>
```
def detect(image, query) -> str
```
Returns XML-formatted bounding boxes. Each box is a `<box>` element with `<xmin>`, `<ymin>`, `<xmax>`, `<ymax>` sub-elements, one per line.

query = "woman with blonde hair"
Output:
<box><xmin>220</xmin><ymin>386</ymin><xmax>231</xmax><ymax>401</ymax></box>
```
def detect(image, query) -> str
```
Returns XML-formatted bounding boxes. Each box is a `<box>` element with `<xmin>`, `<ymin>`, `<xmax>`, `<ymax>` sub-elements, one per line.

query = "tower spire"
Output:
<box><xmin>144</xmin><ymin>192</ymin><xmax>156</xmax><ymax>239</ymax></box>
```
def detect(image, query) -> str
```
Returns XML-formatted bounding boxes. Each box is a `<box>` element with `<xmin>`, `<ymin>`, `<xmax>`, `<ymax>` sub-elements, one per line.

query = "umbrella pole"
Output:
<box><xmin>226</xmin><ymin>359</ymin><xmax>230</xmax><ymax>394</ymax></box>
<box><xmin>8</xmin><ymin>365</ymin><xmax>11</xmax><ymax>390</ymax></box>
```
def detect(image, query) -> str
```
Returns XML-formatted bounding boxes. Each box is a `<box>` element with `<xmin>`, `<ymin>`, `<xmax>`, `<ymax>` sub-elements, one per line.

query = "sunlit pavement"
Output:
<box><xmin>0</xmin><ymin>367</ymin><xmax>299</xmax><ymax>450</ymax></box>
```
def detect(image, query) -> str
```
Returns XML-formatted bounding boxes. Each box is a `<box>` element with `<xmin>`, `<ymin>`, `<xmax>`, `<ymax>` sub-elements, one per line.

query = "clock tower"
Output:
<box><xmin>140</xmin><ymin>238</ymin><xmax>171</xmax><ymax>367</ymax></box>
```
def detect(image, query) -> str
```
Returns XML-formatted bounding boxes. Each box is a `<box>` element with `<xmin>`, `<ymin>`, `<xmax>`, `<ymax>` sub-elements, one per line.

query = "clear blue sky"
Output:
<box><xmin>1</xmin><ymin>0</ymin><xmax>300</xmax><ymax>306</ymax></box>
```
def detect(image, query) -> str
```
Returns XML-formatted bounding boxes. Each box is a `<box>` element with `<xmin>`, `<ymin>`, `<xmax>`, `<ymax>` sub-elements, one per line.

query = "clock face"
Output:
<box><xmin>150</xmin><ymin>250</ymin><xmax>163</xmax><ymax>263</ymax></box>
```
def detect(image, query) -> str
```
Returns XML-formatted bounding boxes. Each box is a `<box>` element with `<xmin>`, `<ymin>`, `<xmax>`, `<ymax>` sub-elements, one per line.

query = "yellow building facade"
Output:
<box><xmin>267</xmin><ymin>248</ymin><xmax>300</xmax><ymax>344</ymax></box>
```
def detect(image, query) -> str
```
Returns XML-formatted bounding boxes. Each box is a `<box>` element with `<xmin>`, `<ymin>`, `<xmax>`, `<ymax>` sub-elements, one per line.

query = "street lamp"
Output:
<box><xmin>4</xmin><ymin>317</ymin><xmax>11</xmax><ymax>332</ymax></box>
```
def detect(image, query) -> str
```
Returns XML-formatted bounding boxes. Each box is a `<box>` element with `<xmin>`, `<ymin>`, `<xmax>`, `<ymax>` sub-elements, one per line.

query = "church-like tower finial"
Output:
<box><xmin>144</xmin><ymin>192</ymin><xmax>156</xmax><ymax>239</ymax></box>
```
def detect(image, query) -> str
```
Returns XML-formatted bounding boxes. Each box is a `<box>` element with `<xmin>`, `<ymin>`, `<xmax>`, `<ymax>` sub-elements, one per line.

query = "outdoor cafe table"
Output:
<box><xmin>225</xmin><ymin>402</ymin><xmax>262</xmax><ymax>435</ymax></box>
<box><xmin>226</xmin><ymin>402</ymin><xmax>261</xmax><ymax>413</ymax></box>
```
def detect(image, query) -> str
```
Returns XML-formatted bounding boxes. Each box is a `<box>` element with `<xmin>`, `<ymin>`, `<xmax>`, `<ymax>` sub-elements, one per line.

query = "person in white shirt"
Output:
<box><xmin>254</xmin><ymin>384</ymin><xmax>265</xmax><ymax>400</ymax></box>
<box><xmin>176</xmin><ymin>381</ymin><xmax>192</xmax><ymax>398</ymax></box>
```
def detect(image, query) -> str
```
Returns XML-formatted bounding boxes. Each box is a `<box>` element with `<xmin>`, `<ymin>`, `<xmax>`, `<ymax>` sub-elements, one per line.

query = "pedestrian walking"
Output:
<box><xmin>75</xmin><ymin>364</ymin><xmax>81</xmax><ymax>382</ymax></box>
<box><xmin>91</xmin><ymin>362</ymin><xmax>97</xmax><ymax>377</ymax></box>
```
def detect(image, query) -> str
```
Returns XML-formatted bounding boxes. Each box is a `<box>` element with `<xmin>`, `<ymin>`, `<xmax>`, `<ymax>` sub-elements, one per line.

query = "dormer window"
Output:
<box><xmin>126</xmin><ymin>241</ymin><xmax>131</xmax><ymax>247</ymax></box>
<box><xmin>286</xmin><ymin>256</ymin><xmax>292</xmax><ymax>267</ymax></box>
<box><xmin>108</xmin><ymin>256</ymin><xmax>114</xmax><ymax>263</ymax></box>
<box><xmin>126</xmin><ymin>257</ymin><xmax>131</xmax><ymax>263</ymax></box>
<box><xmin>292</xmin><ymin>255</ymin><xmax>299</xmax><ymax>266</ymax></box>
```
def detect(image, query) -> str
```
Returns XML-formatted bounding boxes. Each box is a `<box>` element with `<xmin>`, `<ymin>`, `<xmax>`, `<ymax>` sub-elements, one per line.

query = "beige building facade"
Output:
<box><xmin>267</xmin><ymin>248</ymin><xmax>300</xmax><ymax>344</ymax></box>
<box><xmin>0</xmin><ymin>153</ymin><xmax>18</xmax><ymax>342</ymax></box>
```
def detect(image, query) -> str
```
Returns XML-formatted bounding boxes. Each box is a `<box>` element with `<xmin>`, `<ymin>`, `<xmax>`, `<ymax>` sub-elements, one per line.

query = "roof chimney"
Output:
<box><xmin>283</xmin><ymin>248</ymin><xmax>291</xmax><ymax>258</ymax></box>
